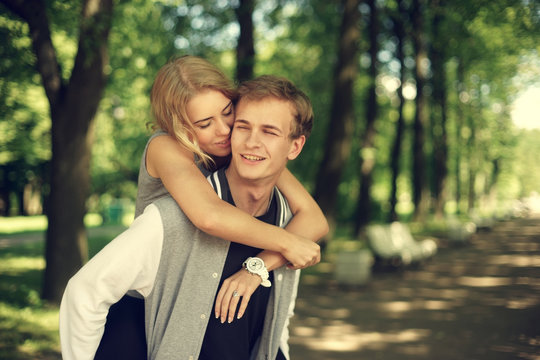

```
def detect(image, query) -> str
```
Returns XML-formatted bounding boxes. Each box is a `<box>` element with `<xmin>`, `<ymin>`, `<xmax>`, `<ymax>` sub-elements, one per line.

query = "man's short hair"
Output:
<box><xmin>237</xmin><ymin>75</ymin><xmax>313</xmax><ymax>139</ymax></box>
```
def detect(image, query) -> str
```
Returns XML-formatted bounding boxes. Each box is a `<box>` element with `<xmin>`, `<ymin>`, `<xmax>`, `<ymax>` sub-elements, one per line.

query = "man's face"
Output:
<box><xmin>230</xmin><ymin>97</ymin><xmax>305</xmax><ymax>183</ymax></box>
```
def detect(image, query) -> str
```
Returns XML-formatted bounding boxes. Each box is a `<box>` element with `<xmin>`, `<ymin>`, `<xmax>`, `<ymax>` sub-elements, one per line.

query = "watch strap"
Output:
<box><xmin>243</xmin><ymin>257</ymin><xmax>271</xmax><ymax>287</ymax></box>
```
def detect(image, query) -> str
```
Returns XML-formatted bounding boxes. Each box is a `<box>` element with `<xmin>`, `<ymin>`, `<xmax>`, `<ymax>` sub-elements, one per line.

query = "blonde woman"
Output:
<box><xmin>94</xmin><ymin>56</ymin><xmax>328</xmax><ymax>359</ymax></box>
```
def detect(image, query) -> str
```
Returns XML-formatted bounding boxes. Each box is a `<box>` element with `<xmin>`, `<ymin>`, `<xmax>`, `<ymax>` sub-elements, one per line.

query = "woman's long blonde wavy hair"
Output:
<box><xmin>150</xmin><ymin>55</ymin><xmax>237</xmax><ymax>169</ymax></box>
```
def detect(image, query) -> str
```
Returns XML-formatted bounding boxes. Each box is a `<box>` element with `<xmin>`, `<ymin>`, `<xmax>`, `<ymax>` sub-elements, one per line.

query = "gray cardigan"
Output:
<box><xmin>145</xmin><ymin>185</ymin><xmax>299</xmax><ymax>360</ymax></box>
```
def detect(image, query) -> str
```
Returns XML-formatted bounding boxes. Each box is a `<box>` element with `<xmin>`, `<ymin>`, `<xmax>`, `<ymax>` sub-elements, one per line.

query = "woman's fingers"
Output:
<box><xmin>236</xmin><ymin>292</ymin><xmax>252</xmax><ymax>320</ymax></box>
<box><xmin>227</xmin><ymin>289</ymin><xmax>242</xmax><ymax>323</ymax></box>
<box><xmin>214</xmin><ymin>268</ymin><xmax>262</xmax><ymax>323</ymax></box>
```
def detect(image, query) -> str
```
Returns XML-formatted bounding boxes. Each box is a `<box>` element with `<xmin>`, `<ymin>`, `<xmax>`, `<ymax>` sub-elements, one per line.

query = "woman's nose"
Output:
<box><xmin>216</xmin><ymin>118</ymin><xmax>231</xmax><ymax>136</ymax></box>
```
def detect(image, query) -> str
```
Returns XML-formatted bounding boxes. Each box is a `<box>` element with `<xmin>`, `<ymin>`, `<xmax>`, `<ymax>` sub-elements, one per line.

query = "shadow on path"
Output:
<box><xmin>289</xmin><ymin>216</ymin><xmax>540</xmax><ymax>360</ymax></box>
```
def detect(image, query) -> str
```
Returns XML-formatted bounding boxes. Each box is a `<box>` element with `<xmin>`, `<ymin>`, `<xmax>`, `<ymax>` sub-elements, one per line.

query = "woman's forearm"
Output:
<box><xmin>148</xmin><ymin>136</ymin><xmax>319</xmax><ymax>267</ymax></box>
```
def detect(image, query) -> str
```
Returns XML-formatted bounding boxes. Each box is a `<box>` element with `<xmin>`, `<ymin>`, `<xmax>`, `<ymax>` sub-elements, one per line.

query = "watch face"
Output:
<box><xmin>248</xmin><ymin>258</ymin><xmax>263</xmax><ymax>271</ymax></box>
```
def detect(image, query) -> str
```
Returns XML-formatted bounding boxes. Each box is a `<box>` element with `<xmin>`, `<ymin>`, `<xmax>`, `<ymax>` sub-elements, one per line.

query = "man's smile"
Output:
<box><xmin>241</xmin><ymin>154</ymin><xmax>266</xmax><ymax>161</ymax></box>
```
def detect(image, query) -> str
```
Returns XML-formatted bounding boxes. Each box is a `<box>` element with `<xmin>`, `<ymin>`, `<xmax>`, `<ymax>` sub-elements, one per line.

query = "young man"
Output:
<box><xmin>60</xmin><ymin>75</ymin><xmax>317</xmax><ymax>360</ymax></box>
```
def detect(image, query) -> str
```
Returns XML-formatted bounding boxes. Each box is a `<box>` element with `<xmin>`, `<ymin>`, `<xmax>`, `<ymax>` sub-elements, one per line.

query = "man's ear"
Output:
<box><xmin>287</xmin><ymin>135</ymin><xmax>306</xmax><ymax>160</ymax></box>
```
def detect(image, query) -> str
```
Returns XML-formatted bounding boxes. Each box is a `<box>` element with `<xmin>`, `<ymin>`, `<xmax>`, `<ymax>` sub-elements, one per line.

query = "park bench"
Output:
<box><xmin>366</xmin><ymin>222</ymin><xmax>437</xmax><ymax>267</ymax></box>
<box><xmin>471</xmin><ymin>214</ymin><xmax>495</xmax><ymax>231</ymax></box>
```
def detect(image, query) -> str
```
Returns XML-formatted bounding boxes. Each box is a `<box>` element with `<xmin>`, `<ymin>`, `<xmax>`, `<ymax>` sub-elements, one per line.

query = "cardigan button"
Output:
<box><xmin>212</xmin><ymin>272</ymin><xmax>218</xmax><ymax>278</ymax></box>
<box><xmin>200</xmin><ymin>314</ymin><xmax>206</xmax><ymax>319</ymax></box>
<box><xmin>277</xmin><ymin>274</ymin><xmax>283</xmax><ymax>281</ymax></box>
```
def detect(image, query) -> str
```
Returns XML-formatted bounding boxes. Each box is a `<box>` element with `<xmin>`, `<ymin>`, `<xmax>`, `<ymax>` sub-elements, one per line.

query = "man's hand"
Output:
<box><xmin>214</xmin><ymin>268</ymin><xmax>262</xmax><ymax>324</ymax></box>
<box><xmin>282</xmin><ymin>235</ymin><xmax>321</xmax><ymax>270</ymax></box>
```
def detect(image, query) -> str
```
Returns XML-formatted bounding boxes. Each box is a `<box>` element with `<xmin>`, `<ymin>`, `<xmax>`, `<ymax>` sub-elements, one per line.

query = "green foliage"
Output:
<box><xmin>90</xmin><ymin>0</ymin><xmax>180</xmax><ymax>206</ymax></box>
<box><xmin>0</xmin><ymin>7</ymin><xmax>51</xmax><ymax>215</ymax></box>
<box><xmin>1</xmin><ymin>0</ymin><xmax>539</xmax><ymax>225</ymax></box>
<box><xmin>513</xmin><ymin>129</ymin><xmax>540</xmax><ymax>197</ymax></box>
<box><xmin>255</xmin><ymin>0</ymin><xmax>342</xmax><ymax>188</ymax></box>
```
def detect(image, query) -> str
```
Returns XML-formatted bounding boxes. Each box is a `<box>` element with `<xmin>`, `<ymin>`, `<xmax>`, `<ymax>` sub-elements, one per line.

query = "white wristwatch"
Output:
<box><xmin>242</xmin><ymin>257</ymin><xmax>271</xmax><ymax>287</ymax></box>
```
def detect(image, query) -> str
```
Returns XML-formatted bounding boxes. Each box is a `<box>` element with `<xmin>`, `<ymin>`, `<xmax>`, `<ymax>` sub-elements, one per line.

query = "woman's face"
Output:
<box><xmin>186</xmin><ymin>89</ymin><xmax>234</xmax><ymax>158</ymax></box>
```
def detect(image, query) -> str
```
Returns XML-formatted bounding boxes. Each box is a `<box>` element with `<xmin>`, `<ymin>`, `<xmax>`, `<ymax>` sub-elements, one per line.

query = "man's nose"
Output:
<box><xmin>245</xmin><ymin>131</ymin><xmax>261</xmax><ymax>148</ymax></box>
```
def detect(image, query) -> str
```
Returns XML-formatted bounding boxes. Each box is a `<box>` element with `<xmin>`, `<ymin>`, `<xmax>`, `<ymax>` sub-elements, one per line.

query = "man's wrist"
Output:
<box><xmin>276</xmin><ymin>228</ymin><xmax>293</xmax><ymax>254</ymax></box>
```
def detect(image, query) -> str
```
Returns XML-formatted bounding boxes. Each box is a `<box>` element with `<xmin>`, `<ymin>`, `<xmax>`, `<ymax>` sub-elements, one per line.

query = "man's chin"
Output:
<box><xmin>236</xmin><ymin>170</ymin><xmax>262</xmax><ymax>181</ymax></box>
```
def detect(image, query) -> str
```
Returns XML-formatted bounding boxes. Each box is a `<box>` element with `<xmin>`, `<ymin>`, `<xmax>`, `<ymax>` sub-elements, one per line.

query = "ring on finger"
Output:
<box><xmin>232</xmin><ymin>290</ymin><xmax>240</xmax><ymax>298</ymax></box>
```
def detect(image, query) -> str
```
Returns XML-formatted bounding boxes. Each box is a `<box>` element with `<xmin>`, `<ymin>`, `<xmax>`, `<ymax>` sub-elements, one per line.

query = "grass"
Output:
<box><xmin>0</xmin><ymin>216</ymin><xmax>48</xmax><ymax>236</ymax></box>
<box><xmin>0</xmin><ymin>217</ymin><xmax>124</xmax><ymax>360</ymax></box>
<box><xmin>0</xmin><ymin>214</ymin><xmax>119</xmax><ymax>236</ymax></box>
<box><xmin>0</xmin><ymin>240</ymin><xmax>61</xmax><ymax>360</ymax></box>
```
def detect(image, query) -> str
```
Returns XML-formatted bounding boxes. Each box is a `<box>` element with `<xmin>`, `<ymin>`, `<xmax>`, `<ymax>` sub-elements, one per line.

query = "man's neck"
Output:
<box><xmin>224</xmin><ymin>167</ymin><xmax>275</xmax><ymax>217</ymax></box>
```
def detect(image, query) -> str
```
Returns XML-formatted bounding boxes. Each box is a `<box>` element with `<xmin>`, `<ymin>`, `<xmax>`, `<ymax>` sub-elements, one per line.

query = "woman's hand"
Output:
<box><xmin>214</xmin><ymin>268</ymin><xmax>262</xmax><ymax>324</ymax></box>
<box><xmin>282</xmin><ymin>235</ymin><xmax>321</xmax><ymax>270</ymax></box>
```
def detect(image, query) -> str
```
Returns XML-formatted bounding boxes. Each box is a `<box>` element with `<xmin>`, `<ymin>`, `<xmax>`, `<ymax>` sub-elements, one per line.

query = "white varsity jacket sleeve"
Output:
<box><xmin>59</xmin><ymin>204</ymin><xmax>164</xmax><ymax>360</ymax></box>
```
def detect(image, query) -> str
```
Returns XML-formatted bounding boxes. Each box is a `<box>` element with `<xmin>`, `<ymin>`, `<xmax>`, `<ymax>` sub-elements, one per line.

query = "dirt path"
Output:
<box><xmin>289</xmin><ymin>216</ymin><xmax>540</xmax><ymax>360</ymax></box>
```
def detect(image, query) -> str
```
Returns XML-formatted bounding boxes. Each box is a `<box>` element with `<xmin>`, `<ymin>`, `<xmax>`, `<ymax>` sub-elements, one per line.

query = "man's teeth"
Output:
<box><xmin>242</xmin><ymin>154</ymin><xmax>264</xmax><ymax>161</ymax></box>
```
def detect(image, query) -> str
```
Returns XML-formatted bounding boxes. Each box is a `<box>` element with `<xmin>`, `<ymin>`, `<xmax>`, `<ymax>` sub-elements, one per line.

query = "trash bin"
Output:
<box><xmin>106</xmin><ymin>200</ymin><xmax>125</xmax><ymax>225</ymax></box>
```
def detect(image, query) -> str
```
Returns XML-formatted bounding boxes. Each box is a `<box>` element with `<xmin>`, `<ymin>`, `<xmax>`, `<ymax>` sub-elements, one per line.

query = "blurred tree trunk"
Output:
<box><xmin>1</xmin><ymin>0</ymin><xmax>113</xmax><ymax>304</ymax></box>
<box><xmin>235</xmin><ymin>0</ymin><xmax>255</xmax><ymax>82</ymax></box>
<box><xmin>429</xmin><ymin>0</ymin><xmax>448</xmax><ymax>219</ymax></box>
<box><xmin>388</xmin><ymin>0</ymin><xmax>407</xmax><ymax>222</ymax></box>
<box><xmin>0</xmin><ymin>182</ymin><xmax>9</xmax><ymax>216</ymax></box>
<box><xmin>16</xmin><ymin>188</ymin><xmax>25</xmax><ymax>215</ymax></box>
<box><xmin>354</xmin><ymin>0</ymin><xmax>378</xmax><ymax>234</ymax></box>
<box><xmin>411</xmin><ymin>0</ymin><xmax>429</xmax><ymax>221</ymax></box>
<box><xmin>467</xmin><ymin>101</ymin><xmax>477</xmax><ymax>212</ymax></box>
<box><xmin>454</xmin><ymin>60</ymin><xmax>465</xmax><ymax>214</ymax></box>
<box><xmin>313</xmin><ymin>0</ymin><xmax>361</xmax><ymax>234</ymax></box>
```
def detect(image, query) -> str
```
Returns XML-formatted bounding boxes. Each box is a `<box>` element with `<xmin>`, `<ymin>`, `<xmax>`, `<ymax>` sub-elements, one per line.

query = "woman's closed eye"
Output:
<box><xmin>220</xmin><ymin>101</ymin><xmax>234</xmax><ymax>118</ymax></box>
<box><xmin>197</xmin><ymin>120</ymin><xmax>211</xmax><ymax>129</ymax></box>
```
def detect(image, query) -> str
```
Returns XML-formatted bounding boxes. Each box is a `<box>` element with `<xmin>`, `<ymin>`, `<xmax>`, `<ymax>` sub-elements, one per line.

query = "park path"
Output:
<box><xmin>2</xmin><ymin>217</ymin><xmax>538</xmax><ymax>359</ymax></box>
<box><xmin>289</xmin><ymin>215</ymin><xmax>540</xmax><ymax>360</ymax></box>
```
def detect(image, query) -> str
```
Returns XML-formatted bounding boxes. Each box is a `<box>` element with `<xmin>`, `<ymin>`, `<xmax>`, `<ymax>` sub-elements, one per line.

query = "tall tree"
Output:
<box><xmin>235</xmin><ymin>0</ymin><xmax>255</xmax><ymax>82</ymax></box>
<box><xmin>354</xmin><ymin>0</ymin><xmax>379</xmax><ymax>233</ymax></box>
<box><xmin>388</xmin><ymin>0</ymin><xmax>408</xmax><ymax>222</ymax></box>
<box><xmin>0</xmin><ymin>0</ymin><xmax>113</xmax><ymax>304</ymax></box>
<box><xmin>410</xmin><ymin>0</ymin><xmax>429</xmax><ymax>221</ymax></box>
<box><xmin>429</xmin><ymin>0</ymin><xmax>448</xmax><ymax>218</ymax></box>
<box><xmin>313</xmin><ymin>0</ymin><xmax>361</xmax><ymax>232</ymax></box>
